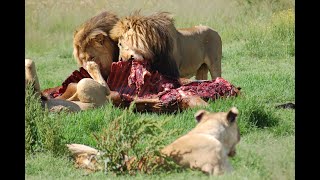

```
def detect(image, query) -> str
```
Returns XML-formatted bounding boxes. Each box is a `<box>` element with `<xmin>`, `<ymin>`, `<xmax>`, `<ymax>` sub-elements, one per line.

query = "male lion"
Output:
<box><xmin>37</xmin><ymin>10</ymin><xmax>121</xmax><ymax>110</ymax></box>
<box><xmin>161</xmin><ymin>107</ymin><xmax>240</xmax><ymax>175</ymax></box>
<box><xmin>110</xmin><ymin>11</ymin><xmax>222</xmax><ymax>80</ymax></box>
<box><xmin>73</xmin><ymin>11</ymin><xmax>119</xmax><ymax>80</ymax></box>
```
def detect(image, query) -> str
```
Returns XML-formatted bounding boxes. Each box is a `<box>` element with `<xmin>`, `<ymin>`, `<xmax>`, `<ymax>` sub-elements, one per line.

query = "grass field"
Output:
<box><xmin>25</xmin><ymin>0</ymin><xmax>295</xmax><ymax>179</ymax></box>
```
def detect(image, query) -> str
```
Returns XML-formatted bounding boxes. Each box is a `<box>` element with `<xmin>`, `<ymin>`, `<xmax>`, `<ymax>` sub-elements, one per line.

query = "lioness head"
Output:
<box><xmin>109</xmin><ymin>11</ymin><xmax>180</xmax><ymax>78</ymax></box>
<box><xmin>73</xmin><ymin>11</ymin><xmax>119</xmax><ymax>80</ymax></box>
<box><xmin>194</xmin><ymin>107</ymin><xmax>241</xmax><ymax>157</ymax></box>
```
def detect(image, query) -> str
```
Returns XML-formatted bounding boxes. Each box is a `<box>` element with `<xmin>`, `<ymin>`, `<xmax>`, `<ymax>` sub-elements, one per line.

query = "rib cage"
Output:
<box><xmin>41</xmin><ymin>60</ymin><xmax>240</xmax><ymax>112</ymax></box>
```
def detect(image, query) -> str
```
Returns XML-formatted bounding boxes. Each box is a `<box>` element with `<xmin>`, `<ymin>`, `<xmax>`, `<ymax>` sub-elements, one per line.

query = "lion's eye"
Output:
<box><xmin>118</xmin><ymin>42</ymin><xmax>122</xmax><ymax>47</ymax></box>
<box><xmin>86</xmin><ymin>55</ymin><xmax>95</xmax><ymax>61</ymax></box>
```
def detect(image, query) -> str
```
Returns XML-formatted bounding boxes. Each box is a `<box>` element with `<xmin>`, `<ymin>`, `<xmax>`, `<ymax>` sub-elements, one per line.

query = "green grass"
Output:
<box><xmin>25</xmin><ymin>0</ymin><xmax>295</xmax><ymax>179</ymax></box>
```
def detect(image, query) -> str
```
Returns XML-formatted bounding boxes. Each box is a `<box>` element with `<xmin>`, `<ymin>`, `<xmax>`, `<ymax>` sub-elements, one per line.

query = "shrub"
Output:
<box><xmin>25</xmin><ymin>83</ymin><xmax>66</xmax><ymax>155</ymax></box>
<box><xmin>93</xmin><ymin>104</ymin><xmax>183</xmax><ymax>175</ymax></box>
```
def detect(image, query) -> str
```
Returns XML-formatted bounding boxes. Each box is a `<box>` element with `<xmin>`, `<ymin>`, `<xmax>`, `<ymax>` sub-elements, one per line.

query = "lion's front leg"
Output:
<box><xmin>85</xmin><ymin>61</ymin><xmax>110</xmax><ymax>90</ymax></box>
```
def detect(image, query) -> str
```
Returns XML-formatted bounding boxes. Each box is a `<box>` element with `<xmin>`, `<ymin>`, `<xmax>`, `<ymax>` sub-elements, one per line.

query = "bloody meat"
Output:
<box><xmin>41</xmin><ymin>60</ymin><xmax>240</xmax><ymax>112</ymax></box>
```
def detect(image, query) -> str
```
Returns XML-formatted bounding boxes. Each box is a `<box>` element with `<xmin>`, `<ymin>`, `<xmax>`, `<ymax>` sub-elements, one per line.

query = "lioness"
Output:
<box><xmin>65</xmin><ymin>107</ymin><xmax>240</xmax><ymax>174</ymax></box>
<box><xmin>161</xmin><ymin>107</ymin><xmax>240</xmax><ymax>175</ymax></box>
<box><xmin>25</xmin><ymin>59</ymin><xmax>110</xmax><ymax>112</ymax></box>
<box><xmin>110</xmin><ymin>11</ymin><xmax>222</xmax><ymax>80</ymax></box>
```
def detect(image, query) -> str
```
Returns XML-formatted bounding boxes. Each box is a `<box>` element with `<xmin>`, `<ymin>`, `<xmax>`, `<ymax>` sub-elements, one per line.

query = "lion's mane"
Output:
<box><xmin>73</xmin><ymin>11</ymin><xmax>118</xmax><ymax>51</ymax></box>
<box><xmin>73</xmin><ymin>11</ymin><xmax>119</xmax><ymax>79</ymax></box>
<box><xmin>110</xmin><ymin>11</ymin><xmax>180</xmax><ymax>78</ymax></box>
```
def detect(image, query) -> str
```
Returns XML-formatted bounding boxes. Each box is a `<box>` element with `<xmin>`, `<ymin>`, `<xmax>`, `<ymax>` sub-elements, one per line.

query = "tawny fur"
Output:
<box><xmin>110</xmin><ymin>11</ymin><xmax>180</xmax><ymax>78</ymax></box>
<box><xmin>65</xmin><ymin>108</ymin><xmax>240</xmax><ymax>174</ymax></box>
<box><xmin>174</xmin><ymin>25</ymin><xmax>222</xmax><ymax>80</ymax></box>
<box><xmin>73</xmin><ymin>11</ymin><xmax>119</xmax><ymax>80</ymax></box>
<box><xmin>161</xmin><ymin>107</ymin><xmax>240</xmax><ymax>175</ymax></box>
<box><xmin>25</xmin><ymin>59</ymin><xmax>41</xmax><ymax>97</ymax></box>
<box><xmin>66</xmin><ymin>144</ymin><xmax>103</xmax><ymax>172</ymax></box>
<box><xmin>109</xmin><ymin>11</ymin><xmax>222</xmax><ymax>80</ymax></box>
<box><xmin>25</xmin><ymin>59</ymin><xmax>110</xmax><ymax>112</ymax></box>
<box><xmin>36</xmin><ymin>11</ymin><xmax>120</xmax><ymax>111</ymax></box>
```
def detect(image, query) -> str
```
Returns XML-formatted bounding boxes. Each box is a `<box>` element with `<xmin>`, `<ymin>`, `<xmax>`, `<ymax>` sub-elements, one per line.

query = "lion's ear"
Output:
<box><xmin>95</xmin><ymin>33</ymin><xmax>105</xmax><ymax>45</ymax></box>
<box><xmin>227</xmin><ymin>107</ymin><xmax>239</xmax><ymax>123</ymax></box>
<box><xmin>109</xmin><ymin>21</ymin><xmax>129</xmax><ymax>41</ymax></box>
<box><xmin>88</xmin><ymin>30</ymin><xmax>107</xmax><ymax>45</ymax></box>
<box><xmin>194</xmin><ymin>110</ymin><xmax>208</xmax><ymax>123</ymax></box>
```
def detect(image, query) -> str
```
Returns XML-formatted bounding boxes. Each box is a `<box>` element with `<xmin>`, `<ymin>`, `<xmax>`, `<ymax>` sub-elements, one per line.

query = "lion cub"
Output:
<box><xmin>161</xmin><ymin>107</ymin><xmax>240</xmax><ymax>175</ymax></box>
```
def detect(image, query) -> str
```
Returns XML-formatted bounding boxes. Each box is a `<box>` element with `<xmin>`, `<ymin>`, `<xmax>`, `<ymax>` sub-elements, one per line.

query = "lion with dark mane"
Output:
<box><xmin>109</xmin><ymin>11</ymin><xmax>222</xmax><ymax>80</ymax></box>
<box><xmin>30</xmin><ymin>11</ymin><xmax>122</xmax><ymax>111</ymax></box>
<box><xmin>73</xmin><ymin>11</ymin><xmax>119</xmax><ymax>80</ymax></box>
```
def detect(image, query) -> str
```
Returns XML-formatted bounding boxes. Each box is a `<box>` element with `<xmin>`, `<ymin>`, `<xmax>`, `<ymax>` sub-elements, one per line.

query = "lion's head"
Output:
<box><xmin>194</xmin><ymin>107</ymin><xmax>241</xmax><ymax>157</ymax></box>
<box><xmin>73</xmin><ymin>11</ymin><xmax>119</xmax><ymax>80</ymax></box>
<box><xmin>109</xmin><ymin>11</ymin><xmax>180</xmax><ymax>78</ymax></box>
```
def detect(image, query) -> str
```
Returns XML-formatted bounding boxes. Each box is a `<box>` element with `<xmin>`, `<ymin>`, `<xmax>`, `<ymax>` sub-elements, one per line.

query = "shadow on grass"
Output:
<box><xmin>248</xmin><ymin>109</ymin><xmax>279</xmax><ymax>128</ymax></box>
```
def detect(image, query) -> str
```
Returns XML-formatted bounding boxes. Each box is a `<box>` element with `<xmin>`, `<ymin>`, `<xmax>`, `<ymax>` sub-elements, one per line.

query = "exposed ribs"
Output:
<box><xmin>106</xmin><ymin>60</ymin><xmax>240</xmax><ymax>110</ymax></box>
<box><xmin>41</xmin><ymin>60</ymin><xmax>240</xmax><ymax>113</ymax></box>
<box><xmin>107</xmin><ymin>61</ymin><xmax>181</xmax><ymax>98</ymax></box>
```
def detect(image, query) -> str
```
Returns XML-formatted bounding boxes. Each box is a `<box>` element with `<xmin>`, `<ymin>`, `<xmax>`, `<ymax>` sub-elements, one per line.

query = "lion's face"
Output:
<box><xmin>109</xmin><ymin>11</ymin><xmax>180</xmax><ymax>78</ymax></box>
<box><xmin>109</xmin><ymin>12</ymin><xmax>174</xmax><ymax>62</ymax></box>
<box><xmin>161</xmin><ymin>107</ymin><xmax>240</xmax><ymax>175</ymax></box>
<box><xmin>116</xmin><ymin>29</ymin><xmax>153</xmax><ymax>62</ymax></box>
<box><xmin>73</xmin><ymin>32</ymin><xmax>118</xmax><ymax>80</ymax></box>
<box><xmin>194</xmin><ymin>107</ymin><xmax>241</xmax><ymax>157</ymax></box>
<box><xmin>72</xmin><ymin>11</ymin><xmax>119</xmax><ymax>80</ymax></box>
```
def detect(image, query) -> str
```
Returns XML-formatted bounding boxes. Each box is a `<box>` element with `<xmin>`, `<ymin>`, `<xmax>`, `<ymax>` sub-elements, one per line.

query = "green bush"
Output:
<box><xmin>25</xmin><ymin>83</ymin><xmax>66</xmax><ymax>155</ymax></box>
<box><xmin>93</xmin><ymin>104</ymin><xmax>183</xmax><ymax>175</ymax></box>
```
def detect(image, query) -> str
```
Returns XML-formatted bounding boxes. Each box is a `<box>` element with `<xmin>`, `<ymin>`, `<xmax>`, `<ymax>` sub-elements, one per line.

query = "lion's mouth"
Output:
<box><xmin>119</xmin><ymin>53</ymin><xmax>146</xmax><ymax>62</ymax></box>
<box><xmin>119</xmin><ymin>57</ymin><xmax>146</xmax><ymax>62</ymax></box>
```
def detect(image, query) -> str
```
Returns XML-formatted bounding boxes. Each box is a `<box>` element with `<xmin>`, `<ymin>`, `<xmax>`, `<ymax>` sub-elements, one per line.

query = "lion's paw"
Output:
<box><xmin>86</xmin><ymin>61</ymin><xmax>99</xmax><ymax>72</ymax></box>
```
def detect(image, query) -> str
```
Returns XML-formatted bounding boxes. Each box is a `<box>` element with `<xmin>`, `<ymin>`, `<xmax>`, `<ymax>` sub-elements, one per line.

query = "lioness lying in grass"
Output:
<box><xmin>67</xmin><ymin>107</ymin><xmax>240</xmax><ymax>175</ymax></box>
<box><xmin>25</xmin><ymin>59</ymin><xmax>110</xmax><ymax>112</ymax></box>
<box><xmin>161</xmin><ymin>107</ymin><xmax>240</xmax><ymax>175</ymax></box>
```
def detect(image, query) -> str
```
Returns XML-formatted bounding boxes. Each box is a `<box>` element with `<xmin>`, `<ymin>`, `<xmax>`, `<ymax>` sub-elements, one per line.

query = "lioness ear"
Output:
<box><xmin>227</xmin><ymin>107</ymin><xmax>239</xmax><ymax>123</ymax></box>
<box><xmin>194</xmin><ymin>110</ymin><xmax>208</xmax><ymax>123</ymax></box>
